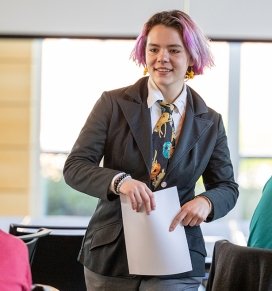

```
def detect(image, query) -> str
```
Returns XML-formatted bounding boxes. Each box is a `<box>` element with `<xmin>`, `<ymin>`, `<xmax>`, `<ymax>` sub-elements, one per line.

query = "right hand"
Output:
<box><xmin>119</xmin><ymin>178</ymin><xmax>156</xmax><ymax>215</ymax></box>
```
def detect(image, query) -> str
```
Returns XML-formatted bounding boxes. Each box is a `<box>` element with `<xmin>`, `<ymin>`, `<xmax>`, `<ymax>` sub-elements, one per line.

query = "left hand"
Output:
<box><xmin>169</xmin><ymin>197</ymin><xmax>211</xmax><ymax>231</ymax></box>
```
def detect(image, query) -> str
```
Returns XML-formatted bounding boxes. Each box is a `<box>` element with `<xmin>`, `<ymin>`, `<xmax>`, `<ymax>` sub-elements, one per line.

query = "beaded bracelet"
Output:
<box><xmin>116</xmin><ymin>175</ymin><xmax>132</xmax><ymax>194</ymax></box>
<box><xmin>114</xmin><ymin>173</ymin><xmax>131</xmax><ymax>194</ymax></box>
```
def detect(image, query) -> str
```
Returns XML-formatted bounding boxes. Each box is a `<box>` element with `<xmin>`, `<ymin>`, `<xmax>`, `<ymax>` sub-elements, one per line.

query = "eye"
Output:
<box><xmin>169</xmin><ymin>49</ymin><xmax>181</xmax><ymax>54</ymax></box>
<box><xmin>149</xmin><ymin>47</ymin><xmax>158</xmax><ymax>53</ymax></box>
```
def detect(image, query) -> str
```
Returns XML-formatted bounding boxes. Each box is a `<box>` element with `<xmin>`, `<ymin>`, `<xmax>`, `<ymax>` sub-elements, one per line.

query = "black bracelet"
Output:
<box><xmin>114</xmin><ymin>173</ymin><xmax>130</xmax><ymax>194</ymax></box>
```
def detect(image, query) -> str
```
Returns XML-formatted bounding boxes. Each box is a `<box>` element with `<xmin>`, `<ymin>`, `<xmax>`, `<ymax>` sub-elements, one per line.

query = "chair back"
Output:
<box><xmin>9</xmin><ymin>225</ymin><xmax>52</xmax><ymax>263</ymax></box>
<box><xmin>206</xmin><ymin>239</ymin><xmax>272</xmax><ymax>291</ymax></box>
<box><xmin>9</xmin><ymin>223</ymin><xmax>87</xmax><ymax>291</ymax></box>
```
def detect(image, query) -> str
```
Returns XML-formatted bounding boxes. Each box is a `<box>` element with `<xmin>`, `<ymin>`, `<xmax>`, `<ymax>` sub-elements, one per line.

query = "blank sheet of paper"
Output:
<box><xmin>120</xmin><ymin>186</ymin><xmax>192</xmax><ymax>275</ymax></box>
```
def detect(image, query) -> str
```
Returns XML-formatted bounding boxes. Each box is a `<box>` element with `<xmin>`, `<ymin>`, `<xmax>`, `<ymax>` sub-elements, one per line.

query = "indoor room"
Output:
<box><xmin>1</xmin><ymin>0</ymin><xmax>272</xmax><ymax>290</ymax></box>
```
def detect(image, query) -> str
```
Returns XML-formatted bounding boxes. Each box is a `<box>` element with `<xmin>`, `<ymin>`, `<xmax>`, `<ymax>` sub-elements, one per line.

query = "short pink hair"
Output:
<box><xmin>130</xmin><ymin>10</ymin><xmax>214</xmax><ymax>75</ymax></box>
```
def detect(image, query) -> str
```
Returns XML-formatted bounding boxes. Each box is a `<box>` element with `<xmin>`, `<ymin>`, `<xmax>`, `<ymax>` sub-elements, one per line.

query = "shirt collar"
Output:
<box><xmin>147</xmin><ymin>77</ymin><xmax>187</xmax><ymax>114</ymax></box>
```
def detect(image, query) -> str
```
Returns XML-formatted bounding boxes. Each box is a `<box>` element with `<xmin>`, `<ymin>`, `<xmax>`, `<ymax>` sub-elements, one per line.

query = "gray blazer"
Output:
<box><xmin>63</xmin><ymin>76</ymin><xmax>239</xmax><ymax>278</ymax></box>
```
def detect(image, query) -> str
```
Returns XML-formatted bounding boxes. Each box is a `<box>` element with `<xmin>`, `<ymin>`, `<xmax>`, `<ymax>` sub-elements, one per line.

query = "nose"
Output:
<box><xmin>157</xmin><ymin>49</ymin><xmax>169</xmax><ymax>64</ymax></box>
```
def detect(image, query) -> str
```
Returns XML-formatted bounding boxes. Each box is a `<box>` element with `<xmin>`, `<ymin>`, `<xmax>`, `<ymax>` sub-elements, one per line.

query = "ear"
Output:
<box><xmin>189</xmin><ymin>58</ymin><xmax>194</xmax><ymax>67</ymax></box>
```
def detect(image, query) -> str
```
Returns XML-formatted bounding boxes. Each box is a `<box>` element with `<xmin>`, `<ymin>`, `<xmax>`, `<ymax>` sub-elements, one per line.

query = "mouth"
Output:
<box><xmin>154</xmin><ymin>67</ymin><xmax>173</xmax><ymax>73</ymax></box>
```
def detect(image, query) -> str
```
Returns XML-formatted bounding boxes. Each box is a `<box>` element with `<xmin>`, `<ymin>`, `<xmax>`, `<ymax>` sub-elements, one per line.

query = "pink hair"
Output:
<box><xmin>130</xmin><ymin>10</ymin><xmax>214</xmax><ymax>75</ymax></box>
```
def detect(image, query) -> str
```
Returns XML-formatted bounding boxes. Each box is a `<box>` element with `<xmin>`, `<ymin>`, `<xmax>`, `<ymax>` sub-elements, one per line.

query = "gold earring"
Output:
<box><xmin>185</xmin><ymin>67</ymin><xmax>195</xmax><ymax>79</ymax></box>
<box><xmin>143</xmin><ymin>67</ymin><xmax>148</xmax><ymax>76</ymax></box>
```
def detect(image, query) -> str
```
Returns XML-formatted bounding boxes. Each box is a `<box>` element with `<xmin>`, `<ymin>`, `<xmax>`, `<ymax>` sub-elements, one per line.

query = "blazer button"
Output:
<box><xmin>161</xmin><ymin>182</ymin><xmax>167</xmax><ymax>188</ymax></box>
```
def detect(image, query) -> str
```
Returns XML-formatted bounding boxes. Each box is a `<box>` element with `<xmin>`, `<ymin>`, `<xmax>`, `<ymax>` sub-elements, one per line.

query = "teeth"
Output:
<box><xmin>156</xmin><ymin>68</ymin><xmax>171</xmax><ymax>72</ymax></box>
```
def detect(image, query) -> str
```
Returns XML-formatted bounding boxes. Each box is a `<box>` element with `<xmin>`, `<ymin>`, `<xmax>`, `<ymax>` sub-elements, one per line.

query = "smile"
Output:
<box><xmin>155</xmin><ymin>68</ymin><xmax>173</xmax><ymax>72</ymax></box>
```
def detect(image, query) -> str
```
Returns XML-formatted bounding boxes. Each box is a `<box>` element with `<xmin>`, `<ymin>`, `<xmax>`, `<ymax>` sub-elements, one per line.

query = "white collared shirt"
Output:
<box><xmin>147</xmin><ymin>77</ymin><xmax>187</xmax><ymax>142</ymax></box>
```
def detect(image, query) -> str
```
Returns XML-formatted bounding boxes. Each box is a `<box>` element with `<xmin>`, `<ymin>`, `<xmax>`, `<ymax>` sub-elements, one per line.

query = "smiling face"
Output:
<box><xmin>145</xmin><ymin>24</ymin><xmax>193</xmax><ymax>102</ymax></box>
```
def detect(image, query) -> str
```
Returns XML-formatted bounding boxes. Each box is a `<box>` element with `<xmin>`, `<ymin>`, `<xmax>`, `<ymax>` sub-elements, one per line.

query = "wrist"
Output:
<box><xmin>114</xmin><ymin>173</ymin><xmax>132</xmax><ymax>194</ymax></box>
<box><xmin>195</xmin><ymin>195</ymin><xmax>212</xmax><ymax>213</ymax></box>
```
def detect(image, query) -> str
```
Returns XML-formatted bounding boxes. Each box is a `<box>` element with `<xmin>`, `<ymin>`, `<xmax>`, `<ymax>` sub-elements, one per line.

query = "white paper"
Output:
<box><xmin>120</xmin><ymin>186</ymin><xmax>192</xmax><ymax>275</ymax></box>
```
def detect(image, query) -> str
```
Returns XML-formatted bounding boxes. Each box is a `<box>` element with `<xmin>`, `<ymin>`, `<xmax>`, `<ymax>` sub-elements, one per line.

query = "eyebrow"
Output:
<box><xmin>147</xmin><ymin>43</ymin><xmax>183</xmax><ymax>49</ymax></box>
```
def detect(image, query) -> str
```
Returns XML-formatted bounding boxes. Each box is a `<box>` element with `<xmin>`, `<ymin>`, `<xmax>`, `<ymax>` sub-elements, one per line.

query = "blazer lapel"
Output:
<box><xmin>166</xmin><ymin>87</ymin><xmax>214</xmax><ymax>175</ymax></box>
<box><xmin>117</xmin><ymin>78</ymin><xmax>153</xmax><ymax>173</ymax></box>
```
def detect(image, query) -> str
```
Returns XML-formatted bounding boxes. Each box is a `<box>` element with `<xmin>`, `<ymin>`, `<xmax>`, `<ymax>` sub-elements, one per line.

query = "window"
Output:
<box><xmin>40</xmin><ymin>38</ymin><xmax>272</xmax><ymax>220</ymax></box>
<box><xmin>40</xmin><ymin>39</ymin><xmax>142</xmax><ymax>215</ymax></box>
<box><xmin>240</xmin><ymin>43</ymin><xmax>272</xmax><ymax>157</ymax></box>
<box><xmin>238</xmin><ymin>42</ymin><xmax>272</xmax><ymax>219</ymax></box>
<box><xmin>188</xmin><ymin>42</ymin><xmax>229</xmax><ymax>126</ymax></box>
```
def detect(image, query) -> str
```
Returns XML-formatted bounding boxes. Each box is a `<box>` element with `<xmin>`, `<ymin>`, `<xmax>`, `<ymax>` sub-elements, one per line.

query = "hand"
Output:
<box><xmin>119</xmin><ymin>178</ymin><xmax>156</xmax><ymax>215</ymax></box>
<box><xmin>169</xmin><ymin>196</ymin><xmax>211</xmax><ymax>231</ymax></box>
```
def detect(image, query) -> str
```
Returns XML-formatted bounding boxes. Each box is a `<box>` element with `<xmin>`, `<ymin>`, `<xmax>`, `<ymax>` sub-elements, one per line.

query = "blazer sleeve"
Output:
<box><xmin>201</xmin><ymin>114</ymin><xmax>239</xmax><ymax>221</ymax></box>
<box><xmin>63</xmin><ymin>92</ymin><xmax>122</xmax><ymax>201</ymax></box>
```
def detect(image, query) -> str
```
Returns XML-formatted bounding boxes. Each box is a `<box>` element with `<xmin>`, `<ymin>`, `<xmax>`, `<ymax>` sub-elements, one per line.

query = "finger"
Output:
<box><xmin>126</xmin><ymin>189</ymin><xmax>139</xmax><ymax>211</ymax></box>
<box><xmin>179</xmin><ymin>202</ymin><xmax>200</xmax><ymax>226</ymax></box>
<box><xmin>133</xmin><ymin>191</ymin><xmax>143</xmax><ymax>212</ymax></box>
<box><xmin>146</xmin><ymin>188</ymin><xmax>156</xmax><ymax>210</ymax></box>
<box><xmin>169</xmin><ymin>211</ymin><xmax>186</xmax><ymax>232</ymax></box>
<box><xmin>128</xmin><ymin>193</ymin><xmax>137</xmax><ymax>211</ymax></box>
<box><xmin>141</xmin><ymin>188</ymin><xmax>156</xmax><ymax>214</ymax></box>
<box><xmin>183</xmin><ymin>211</ymin><xmax>205</xmax><ymax>226</ymax></box>
<box><xmin>142</xmin><ymin>196</ymin><xmax>151</xmax><ymax>214</ymax></box>
<box><xmin>181</xmin><ymin>214</ymin><xmax>195</xmax><ymax>226</ymax></box>
<box><xmin>188</xmin><ymin>217</ymin><xmax>201</xmax><ymax>227</ymax></box>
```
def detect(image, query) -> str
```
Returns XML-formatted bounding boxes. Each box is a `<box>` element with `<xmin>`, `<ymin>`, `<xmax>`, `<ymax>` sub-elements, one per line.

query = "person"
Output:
<box><xmin>0</xmin><ymin>229</ymin><xmax>32</xmax><ymax>291</ymax></box>
<box><xmin>63</xmin><ymin>9</ymin><xmax>239</xmax><ymax>291</ymax></box>
<box><xmin>247</xmin><ymin>176</ymin><xmax>272</xmax><ymax>249</ymax></box>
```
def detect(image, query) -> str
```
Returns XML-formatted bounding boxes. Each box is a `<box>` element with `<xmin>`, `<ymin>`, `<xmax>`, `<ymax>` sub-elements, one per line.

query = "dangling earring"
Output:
<box><xmin>185</xmin><ymin>66</ymin><xmax>195</xmax><ymax>79</ymax></box>
<box><xmin>143</xmin><ymin>67</ymin><xmax>148</xmax><ymax>76</ymax></box>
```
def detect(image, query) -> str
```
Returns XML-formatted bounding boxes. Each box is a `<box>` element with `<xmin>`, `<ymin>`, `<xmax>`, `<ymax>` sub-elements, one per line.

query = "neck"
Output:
<box><xmin>157</xmin><ymin>83</ymin><xmax>184</xmax><ymax>104</ymax></box>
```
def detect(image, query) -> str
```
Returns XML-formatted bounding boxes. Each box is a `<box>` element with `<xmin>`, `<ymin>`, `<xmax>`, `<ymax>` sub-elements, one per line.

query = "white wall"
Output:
<box><xmin>0</xmin><ymin>0</ymin><xmax>185</xmax><ymax>37</ymax></box>
<box><xmin>0</xmin><ymin>0</ymin><xmax>271</xmax><ymax>39</ymax></box>
<box><xmin>189</xmin><ymin>0</ymin><xmax>272</xmax><ymax>40</ymax></box>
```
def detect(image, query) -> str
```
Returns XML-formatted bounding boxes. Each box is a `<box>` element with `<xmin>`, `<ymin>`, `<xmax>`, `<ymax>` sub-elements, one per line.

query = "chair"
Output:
<box><xmin>206</xmin><ymin>239</ymin><xmax>272</xmax><ymax>291</ymax></box>
<box><xmin>14</xmin><ymin>227</ymin><xmax>52</xmax><ymax>263</ymax></box>
<box><xmin>9</xmin><ymin>223</ymin><xmax>87</xmax><ymax>291</ymax></box>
